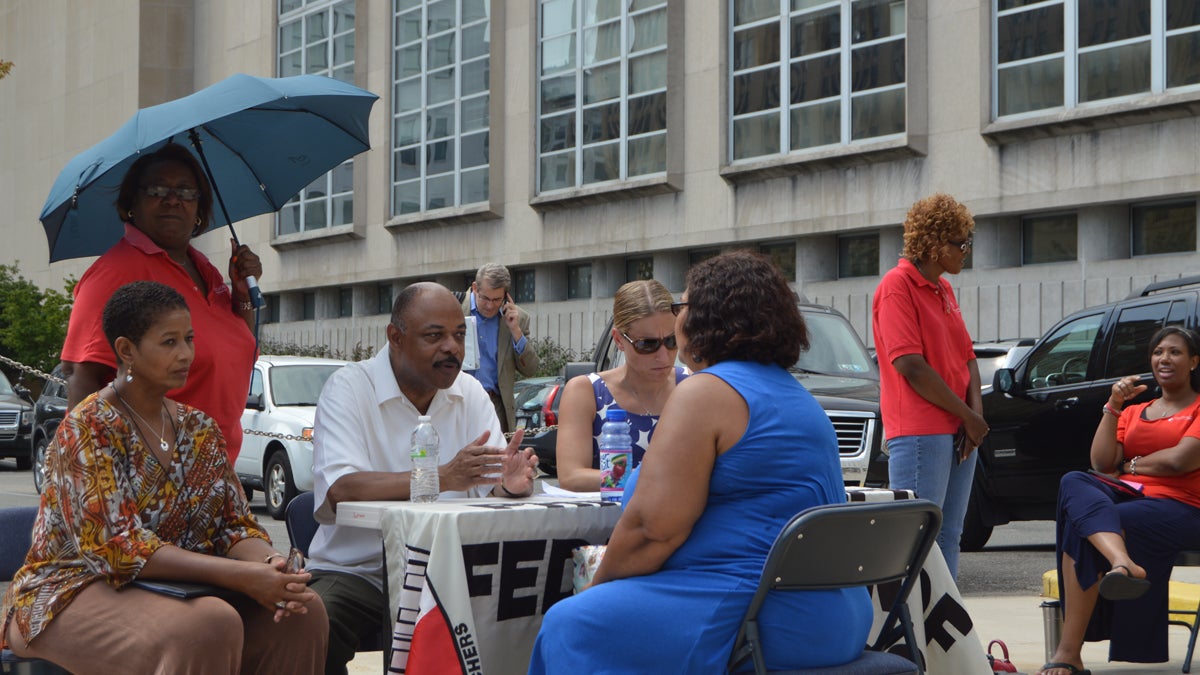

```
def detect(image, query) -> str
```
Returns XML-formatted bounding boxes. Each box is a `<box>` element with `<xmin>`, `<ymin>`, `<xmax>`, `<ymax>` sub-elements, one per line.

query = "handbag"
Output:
<box><xmin>987</xmin><ymin>639</ymin><xmax>1018</xmax><ymax>673</ymax></box>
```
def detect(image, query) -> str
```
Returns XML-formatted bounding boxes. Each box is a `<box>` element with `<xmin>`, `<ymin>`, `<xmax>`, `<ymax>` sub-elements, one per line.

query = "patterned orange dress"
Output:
<box><xmin>1</xmin><ymin>392</ymin><xmax>268</xmax><ymax>647</ymax></box>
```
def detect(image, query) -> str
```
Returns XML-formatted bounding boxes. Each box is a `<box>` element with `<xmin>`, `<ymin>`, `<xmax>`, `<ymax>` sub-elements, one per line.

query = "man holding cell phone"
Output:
<box><xmin>458</xmin><ymin>262</ymin><xmax>540</xmax><ymax>433</ymax></box>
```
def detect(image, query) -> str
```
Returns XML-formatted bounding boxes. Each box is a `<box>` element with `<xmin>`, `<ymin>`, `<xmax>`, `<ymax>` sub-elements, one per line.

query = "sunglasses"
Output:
<box><xmin>670</xmin><ymin>301</ymin><xmax>687</xmax><ymax>316</ymax></box>
<box><xmin>141</xmin><ymin>185</ymin><xmax>200</xmax><ymax>201</ymax></box>
<box><xmin>621</xmin><ymin>331</ymin><xmax>678</xmax><ymax>355</ymax></box>
<box><xmin>948</xmin><ymin>237</ymin><xmax>973</xmax><ymax>253</ymax></box>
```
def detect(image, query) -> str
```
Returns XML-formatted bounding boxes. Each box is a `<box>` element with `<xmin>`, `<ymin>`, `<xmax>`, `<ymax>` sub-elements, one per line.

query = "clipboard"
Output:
<box><xmin>130</xmin><ymin>579</ymin><xmax>240</xmax><ymax>600</ymax></box>
<box><xmin>463</xmin><ymin>314</ymin><xmax>479</xmax><ymax>371</ymax></box>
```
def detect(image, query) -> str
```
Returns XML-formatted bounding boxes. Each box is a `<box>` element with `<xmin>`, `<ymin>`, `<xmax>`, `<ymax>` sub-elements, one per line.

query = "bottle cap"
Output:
<box><xmin>605</xmin><ymin>406</ymin><xmax>627</xmax><ymax>422</ymax></box>
<box><xmin>417</xmin><ymin>415</ymin><xmax>431</xmax><ymax>422</ymax></box>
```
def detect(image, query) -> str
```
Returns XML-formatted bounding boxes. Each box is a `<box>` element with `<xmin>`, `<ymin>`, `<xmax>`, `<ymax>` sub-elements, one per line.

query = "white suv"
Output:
<box><xmin>235</xmin><ymin>355</ymin><xmax>347</xmax><ymax>519</ymax></box>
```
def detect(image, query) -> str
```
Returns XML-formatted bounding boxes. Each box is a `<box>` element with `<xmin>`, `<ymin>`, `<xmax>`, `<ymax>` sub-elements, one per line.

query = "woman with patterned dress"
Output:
<box><xmin>556</xmin><ymin>279</ymin><xmax>687</xmax><ymax>492</ymax></box>
<box><xmin>530</xmin><ymin>251</ymin><xmax>872</xmax><ymax>673</ymax></box>
<box><xmin>1</xmin><ymin>281</ymin><xmax>326</xmax><ymax>674</ymax></box>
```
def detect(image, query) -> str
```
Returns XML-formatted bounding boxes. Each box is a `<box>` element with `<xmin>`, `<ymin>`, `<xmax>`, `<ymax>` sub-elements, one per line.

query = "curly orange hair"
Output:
<box><xmin>901</xmin><ymin>193</ymin><xmax>975</xmax><ymax>262</ymax></box>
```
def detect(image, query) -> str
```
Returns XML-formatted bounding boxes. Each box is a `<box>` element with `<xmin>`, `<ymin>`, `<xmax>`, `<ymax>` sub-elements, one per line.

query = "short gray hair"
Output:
<box><xmin>475</xmin><ymin>263</ymin><xmax>511</xmax><ymax>290</ymax></box>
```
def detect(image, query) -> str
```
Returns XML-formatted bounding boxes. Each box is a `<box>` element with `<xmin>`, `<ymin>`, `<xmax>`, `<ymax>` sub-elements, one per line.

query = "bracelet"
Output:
<box><xmin>498</xmin><ymin>481</ymin><xmax>524</xmax><ymax>498</ymax></box>
<box><xmin>236</xmin><ymin>300</ymin><xmax>255</xmax><ymax>312</ymax></box>
<box><xmin>264</xmin><ymin>553</ymin><xmax>286</xmax><ymax>564</ymax></box>
<box><xmin>1103</xmin><ymin>403</ymin><xmax>1121</xmax><ymax>418</ymax></box>
<box><xmin>1129</xmin><ymin>456</ymin><xmax>1140</xmax><ymax>476</ymax></box>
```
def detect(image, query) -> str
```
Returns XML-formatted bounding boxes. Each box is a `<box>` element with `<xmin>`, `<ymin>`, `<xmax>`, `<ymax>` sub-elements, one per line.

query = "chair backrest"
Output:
<box><xmin>0</xmin><ymin>506</ymin><xmax>38</xmax><ymax>581</ymax></box>
<box><xmin>729</xmin><ymin>499</ymin><xmax>942</xmax><ymax>673</ymax></box>
<box><xmin>285</xmin><ymin>491</ymin><xmax>318</xmax><ymax>556</ymax></box>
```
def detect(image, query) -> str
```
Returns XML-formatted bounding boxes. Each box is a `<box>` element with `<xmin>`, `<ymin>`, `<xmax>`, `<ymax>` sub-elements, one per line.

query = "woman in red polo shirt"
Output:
<box><xmin>871</xmin><ymin>193</ymin><xmax>987</xmax><ymax>579</ymax></box>
<box><xmin>60</xmin><ymin>143</ymin><xmax>260</xmax><ymax>462</ymax></box>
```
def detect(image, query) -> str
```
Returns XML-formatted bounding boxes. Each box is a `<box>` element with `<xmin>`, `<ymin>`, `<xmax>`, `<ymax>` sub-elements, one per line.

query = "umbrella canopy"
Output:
<box><xmin>40</xmin><ymin>73</ymin><xmax>379</xmax><ymax>262</ymax></box>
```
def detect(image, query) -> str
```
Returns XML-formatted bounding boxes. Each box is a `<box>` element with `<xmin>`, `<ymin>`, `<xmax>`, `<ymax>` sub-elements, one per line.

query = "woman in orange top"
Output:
<box><xmin>1041</xmin><ymin>326</ymin><xmax>1200</xmax><ymax>675</ymax></box>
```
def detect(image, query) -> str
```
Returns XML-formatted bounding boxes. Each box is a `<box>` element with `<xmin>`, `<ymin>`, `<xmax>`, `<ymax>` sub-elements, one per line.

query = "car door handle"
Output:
<box><xmin>1054</xmin><ymin>397</ymin><xmax>1079</xmax><ymax>410</ymax></box>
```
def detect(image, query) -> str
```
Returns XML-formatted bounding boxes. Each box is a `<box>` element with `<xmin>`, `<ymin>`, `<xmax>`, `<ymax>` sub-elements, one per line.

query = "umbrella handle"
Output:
<box><xmin>245</xmin><ymin>275</ymin><xmax>264</xmax><ymax>309</ymax></box>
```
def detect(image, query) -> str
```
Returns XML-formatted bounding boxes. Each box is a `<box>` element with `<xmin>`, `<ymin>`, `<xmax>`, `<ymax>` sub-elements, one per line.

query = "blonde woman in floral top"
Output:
<box><xmin>1</xmin><ymin>281</ymin><xmax>327</xmax><ymax>674</ymax></box>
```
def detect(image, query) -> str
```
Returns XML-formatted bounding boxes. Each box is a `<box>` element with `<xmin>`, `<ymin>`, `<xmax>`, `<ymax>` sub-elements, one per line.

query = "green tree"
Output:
<box><xmin>0</xmin><ymin>264</ymin><xmax>75</xmax><ymax>386</ymax></box>
<box><xmin>528</xmin><ymin>336</ymin><xmax>580</xmax><ymax>378</ymax></box>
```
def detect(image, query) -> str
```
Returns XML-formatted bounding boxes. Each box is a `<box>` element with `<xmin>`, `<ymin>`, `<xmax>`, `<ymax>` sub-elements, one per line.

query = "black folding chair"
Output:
<box><xmin>728</xmin><ymin>499</ymin><xmax>943</xmax><ymax>675</ymax></box>
<box><xmin>0</xmin><ymin>506</ymin><xmax>71</xmax><ymax>675</ymax></box>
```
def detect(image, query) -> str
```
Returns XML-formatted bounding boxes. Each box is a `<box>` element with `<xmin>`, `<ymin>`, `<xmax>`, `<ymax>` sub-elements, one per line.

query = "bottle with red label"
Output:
<box><xmin>598</xmin><ymin>406</ymin><xmax>632</xmax><ymax>504</ymax></box>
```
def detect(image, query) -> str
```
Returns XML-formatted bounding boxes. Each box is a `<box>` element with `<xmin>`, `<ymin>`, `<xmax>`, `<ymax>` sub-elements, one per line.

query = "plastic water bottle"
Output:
<box><xmin>409</xmin><ymin>415</ymin><xmax>440</xmax><ymax>503</ymax></box>
<box><xmin>598</xmin><ymin>407</ymin><xmax>632</xmax><ymax>504</ymax></box>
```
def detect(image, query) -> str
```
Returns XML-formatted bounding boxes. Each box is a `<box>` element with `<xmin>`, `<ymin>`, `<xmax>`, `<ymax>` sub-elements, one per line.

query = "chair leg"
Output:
<box><xmin>745</xmin><ymin>621</ymin><xmax>766</xmax><ymax>675</ymax></box>
<box><xmin>1185</xmin><ymin>604</ymin><xmax>1200</xmax><ymax>674</ymax></box>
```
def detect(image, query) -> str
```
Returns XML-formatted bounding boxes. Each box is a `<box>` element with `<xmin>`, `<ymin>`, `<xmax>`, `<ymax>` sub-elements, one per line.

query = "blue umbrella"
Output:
<box><xmin>40</xmin><ymin>73</ymin><xmax>379</xmax><ymax>303</ymax></box>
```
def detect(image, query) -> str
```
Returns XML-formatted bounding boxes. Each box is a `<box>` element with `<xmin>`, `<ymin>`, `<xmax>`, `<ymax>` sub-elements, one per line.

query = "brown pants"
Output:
<box><xmin>5</xmin><ymin>581</ymin><xmax>328</xmax><ymax>675</ymax></box>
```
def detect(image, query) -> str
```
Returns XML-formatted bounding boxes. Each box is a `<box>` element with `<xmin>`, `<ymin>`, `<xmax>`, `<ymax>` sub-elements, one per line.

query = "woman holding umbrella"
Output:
<box><xmin>61</xmin><ymin>143</ymin><xmax>261</xmax><ymax>461</ymax></box>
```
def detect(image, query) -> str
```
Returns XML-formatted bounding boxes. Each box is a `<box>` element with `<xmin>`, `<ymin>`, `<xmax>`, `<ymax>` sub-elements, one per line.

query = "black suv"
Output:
<box><xmin>524</xmin><ymin>303</ymin><xmax>889</xmax><ymax>488</ymax></box>
<box><xmin>0</xmin><ymin>369</ymin><xmax>34</xmax><ymax>469</ymax></box>
<box><xmin>31</xmin><ymin>364</ymin><xmax>68</xmax><ymax>493</ymax></box>
<box><xmin>965</xmin><ymin>276</ymin><xmax>1200</xmax><ymax>550</ymax></box>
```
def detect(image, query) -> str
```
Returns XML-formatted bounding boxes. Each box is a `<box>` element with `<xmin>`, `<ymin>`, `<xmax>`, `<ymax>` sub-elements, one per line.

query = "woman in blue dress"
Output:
<box><xmin>530</xmin><ymin>251</ymin><xmax>872</xmax><ymax>673</ymax></box>
<box><xmin>555</xmin><ymin>279</ymin><xmax>687</xmax><ymax>492</ymax></box>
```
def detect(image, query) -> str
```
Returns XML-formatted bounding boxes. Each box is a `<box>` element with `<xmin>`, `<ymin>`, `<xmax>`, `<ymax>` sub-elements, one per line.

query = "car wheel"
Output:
<box><xmin>960</xmin><ymin>490</ymin><xmax>993</xmax><ymax>552</ymax></box>
<box><xmin>265</xmin><ymin>450</ymin><xmax>297</xmax><ymax>521</ymax></box>
<box><xmin>241</xmin><ymin>484</ymin><xmax>255</xmax><ymax>501</ymax></box>
<box><xmin>33</xmin><ymin>436</ymin><xmax>49</xmax><ymax>493</ymax></box>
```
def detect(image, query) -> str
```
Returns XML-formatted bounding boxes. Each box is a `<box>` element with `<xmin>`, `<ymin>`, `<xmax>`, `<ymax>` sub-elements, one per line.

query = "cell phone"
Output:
<box><xmin>285</xmin><ymin>547</ymin><xmax>305</xmax><ymax>574</ymax></box>
<box><xmin>952</xmin><ymin>427</ymin><xmax>969</xmax><ymax>464</ymax></box>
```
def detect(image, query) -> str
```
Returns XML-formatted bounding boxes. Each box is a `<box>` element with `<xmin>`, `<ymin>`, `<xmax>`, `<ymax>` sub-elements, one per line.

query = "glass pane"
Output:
<box><xmin>584</xmin><ymin>0</ymin><xmax>622</xmax><ymax>23</ymax></box>
<box><xmin>427</xmin><ymin>67</ymin><xmax>456</xmax><ymax>105</ymax></box>
<box><xmin>850</xmin><ymin>88</ymin><xmax>905</xmax><ymax>139</ymax></box>
<box><xmin>837</xmin><ymin>235</ymin><xmax>879</xmax><ymax>278</ymax></box>
<box><xmin>426</xmin><ymin>139</ymin><xmax>455</xmax><ymax>175</ymax></box>
<box><xmin>793</xmin><ymin>0</ymin><xmax>834</xmax><ymax>9</ymax></box>
<box><xmin>429</xmin><ymin>34</ymin><xmax>455</xmax><ymax>70</ymax></box>
<box><xmin>629</xmin><ymin>92</ymin><xmax>667</xmax><ymax>134</ymax></box>
<box><xmin>543</xmin><ymin>0</ymin><xmax>576</xmax><ymax>37</ymax></box>
<box><xmin>394</xmin><ymin>146</ymin><xmax>419</xmax><ymax>182</ymax></box>
<box><xmin>567</xmin><ymin>263</ymin><xmax>592</xmax><ymax>299</ymax></box>
<box><xmin>461</xmin><ymin>167</ymin><xmax>489</xmax><ymax>204</ymax></box>
<box><xmin>1078</xmin><ymin>42</ymin><xmax>1150</xmax><ymax>103</ymax></box>
<box><xmin>427</xmin><ymin>103</ymin><xmax>455</xmax><ymax>139</ymax></box>
<box><xmin>463</xmin><ymin>23</ymin><xmax>489</xmax><ymax>60</ymax></box>
<box><xmin>397</xmin><ymin>11</ymin><xmax>422</xmax><ymax>43</ymax></box>
<box><xmin>630</xmin><ymin>8</ymin><xmax>667</xmax><ymax>52</ymax></box>
<box><xmin>1022</xmin><ymin>214</ymin><xmax>1077</xmax><ymax>264</ymax></box>
<box><xmin>1132</xmin><ymin>202</ymin><xmax>1197</xmax><ymax>255</ymax></box>
<box><xmin>280</xmin><ymin>21</ymin><xmax>302</xmax><ymax>52</ymax></box>
<box><xmin>998</xmin><ymin>0</ymin><xmax>1047</xmax><ymax>9</ymax></box>
<box><xmin>332</xmin><ymin>194</ymin><xmax>353</xmax><ymax>226</ymax></box>
<box><xmin>462</xmin><ymin>94</ymin><xmax>490</xmax><ymax>132</ymax></box>
<box><xmin>582</xmin><ymin>142</ymin><xmax>620</xmax><ymax>184</ymax></box>
<box><xmin>339</xmin><ymin>288</ymin><xmax>353</xmax><ymax>317</ymax></box>
<box><xmin>732</xmin><ymin>113</ymin><xmax>781</xmax><ymax>160</ymax></box>
<box><xmin>851</xmin><ymin>0</ymin><xmax>905</xmax><ymax>43</ymax></box>
<box><xmin>513</xmin><ymin>269</ymin><xmax>536</xmax><ymax>303</ymax></box>
<box><xmin>1078</xmin><ymin>0</ymin><xmax>1150</xmax><ymax>48</ymax></box>
<box><xmin>733</xmin><ymin>23</ymin><xmax>780</xmax><ymax>71</ymax></box>
<box><xmin>396</xmin><ymin>44</ymin><xmax>422</xmax><ymax>80</ymax></box>
<box><xmin>791</xmin><ymin>54</ymin><xmax>840</xmax><ymax>103</ymax></box>
<box><xmin>540</xmin><ymin>151</ymin><xmax>576</xmax><ymax>191</ymax></box>
<box><xmin>395</xmin><ymin>112</ymin><xmax>420</xmax><ymax>146</ymax></box>
<box><xmin>584</xmin><ymin>22</ymin><xmax>623</xmax><ymax>65</ymax></box>
<box><xmin>733</xmin><ymin>67</ymin><xmax>781</xmax><ymax>115</ymax></box>
<box><xmin>428</xmin><ymin>0</ymin><xmax>455</xmax><ymax>34</ymax></box>
<box><xmin>377</xmin><ymin>284</ymin><xmax>394</xmax><ymax>315</ymax></box>
<box><xmin>542</xmin><ymin>34</ymin><xmax>577</xmax><ymax>75</ymax></box>
<box><xmin>1168</xmin><ymin>0</ymin><xmax>1200</xmax><ymax>29</ymax></box>
<box><xmin>734</xmin><ymin>0</ymin><xmax>779</xmax><ymax>26</ymax></box>
<box><xmin>331</xmin><ymin>161</ymin><xmax>353</xmax><ymax>194</ymax></box>
<box><xmin>791</xmin><ymin>7</ymin><xmax>839</xmax><ymax>58</ymax></box>
<box><xmin>334</xmin><ymin>2</ymin><xmax>355</xmax><ymax>32</ymax></box>
<box><xmin>304</xmin><ymin>200</ymin><xmax>328</xmax><ymax>231</ymax></box>
<box><xmin>541</xmin><ymin>73</ymin><xmax>577</xmax><ymax>113</ymax></box>
<box><xmin>307</xmin><ymin>11</ymin><xmax>328</xmax><ymax>42</ymax></box>
<box><xmin>280</xmin><ymin>52</ymin><xmax>303</xmax><ymax>77</ymax></box>
<box><xmin>461</xmin><ymin>131</ymin><xmax>489</xmax><ymax>169</ymax></box>
<box><xmin>584</xmin><ymin>62</ymin><xmax>621</xmax><ymax>103</ymax></box>
<box><xmin>332</xmin><ymin>65</ymin><xmax>354</xmax><ymax>83</ymax></box>
<box><xmin>463</xmin><ymin>59</ymin><xmax>489</xmax><ymax>96</ymax></box>
<box><xmin>760</xmin><ymin>242</ymin><xmax>796</xmax><ymax>281</ymax></box>
<box><xmin>626</xmin><ymin>257</ymin><xmax>654</xmax><ymax>281</ymax></box>
<box><xmin>582</xmin><ymin>102</ymin><xmax>621</xmax><ymax>144</ymax></box>
<box><xmin>279</xmin><ymin>204</ymin><xmax>300</xmax><ymax>235</ymax></box>
<box><xmin>464</xmin><ymin>0</ymin><xmax>488</xmax><ymax>23</ymax></box>
<box><xmin>395</xmin><ymin>181</ymin><xmax>421</xmax><ymax>215</ymax></box>
<box><xmin>302</xmin><ymin>293</ymin><xmax>316</xmax><ymax>319</ymax></box>
<box><xmin>628</xmin><ymin>134</ymin><xmax>667</xmax><ymax>176</ymax></box>
<box><xmin>631</xmin><ymin>0</ymin><xmax>666</xmax><ymax>10</ymax></box>
<box><xmin>997</xmin><ymin>59</ymin><xmax>1063</xmax><ymax>116</ymax></box>
<box><xmin>1167</xmin><ymin>33</ymin><xmax>1200</xmax><ymax>88</ymax></box>
<box><xmin>307</xmin><ymin>43</ymin><xmax>329</xmax><ymax>73</ymax></box>
<box><xmin>996</xmin><ymin>5</ymin><xmax>1064</xmax><ymax>64</ymax></box>
<box><xmin>541</xmin><ymin>112</ymin><xmax>576</xmax><ymax>152</ymax></box>
<box><xmin>280</xmin><ymin>0</ymin><xmax>303</xmax><ymax>13</ymax></box>
<box><xmin>851</xmin><ymin>38</ymin><xmax>905</xmax><ymax>91</ymax></box>
<box><xmin>1022</xmin><ymin>312</ymin><xmax>1102</xmax><ymax>388</ymax></box>
<box><xmin>305</xmin><ymin>174</ymin><xmax>327</xmax><ymax>201</ymax></box>
<box><xmin>630</xmin><ymin>51</ymin><xmax>667</xmax><ymax>92</ymax></box>
<box><xmin>790</xmin><ymin>100</ymin><xmax>841</xmax><ymax>149</ymax></box>
<box><xmin>426</xmin><ymin>174</ymin><xmax>455</xmax><ymax>210</ymax></box>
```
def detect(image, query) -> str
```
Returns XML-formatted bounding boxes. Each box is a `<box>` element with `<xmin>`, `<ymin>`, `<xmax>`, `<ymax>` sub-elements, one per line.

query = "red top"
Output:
<box><xmin>872</xmin><ymin>258</ymin><xmax>976</xmax><ymax>437</ymax></box>
<box><xmin>60</xmin><ymin>224</ymin><xmax>256</xmax><ymax>460</ymax></box>
<box><xmin>1118</xmin><ymin>398</ymin><xmax>1200</xmax><ymax>509</ymax></box>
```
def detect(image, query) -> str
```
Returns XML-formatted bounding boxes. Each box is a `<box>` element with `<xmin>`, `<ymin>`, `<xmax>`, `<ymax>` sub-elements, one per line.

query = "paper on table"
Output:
<box><xmin>463</xmin><ymin>315</ymin><xmax>479</xmax><ymax>371</ymax></box>
<box><xmin>540</xmin><ymin>482</ymin><xmax>602</xmax><ymax>500</ymax></box>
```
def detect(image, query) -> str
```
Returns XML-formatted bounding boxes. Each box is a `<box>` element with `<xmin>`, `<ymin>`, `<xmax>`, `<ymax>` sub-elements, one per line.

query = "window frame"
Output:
<box><xmin>1131</xmin><ymin>199</ymin><xmax>1198</xmax><ymax>256</ymax></box>
<box><xmin>1020</xmin><ymin>212</ymin><xmax>1078</xmax><ymax>265</ymax></box>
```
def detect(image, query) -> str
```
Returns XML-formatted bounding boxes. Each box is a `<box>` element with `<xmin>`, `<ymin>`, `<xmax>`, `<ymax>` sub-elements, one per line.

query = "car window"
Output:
<box><xmin>269</xmin><ymin>365</ymin><xmax>342</xmax><ymax>406</ymax></box>
<box><xmin>248</xmin><ymin>369</ymin><xmax>263</xmax><ymax>399</ymax></box>
<box><xmin>1103</xmin><ymin>301</ymin><xmax>1172</xmax><ymax>379</ymax></box>
<box><xmin>0</xmin><ymin>371</ymin><xmax>14</xmax><ymax>395</ymax></box>
<box><xmin>794</xmin><ymin>312</ymin><xmax>876</xmax><ymax>377</ymax></box>
<box><xmin>1024</xmin><ymin>313</ymin><xmax>1104</xmax><ymax>389</ymax></box>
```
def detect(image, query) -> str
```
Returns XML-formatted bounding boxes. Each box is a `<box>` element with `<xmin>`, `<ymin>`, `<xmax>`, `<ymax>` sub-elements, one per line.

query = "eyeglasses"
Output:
<box><xmin>141</xmin><ymin>185</ymin><xmax>200</xmax><ymax>202</ymax></box>
<box><xmin>621</xmin><ymin>331</ymin><xmax>678</xmax><ymax>355</ymax></box>
<box><xmin>948</xmin><ymin>237</ymin><xmax>973</xmax><ymax>253</ymax></box>
<box><xmin>669</xmin><ymin>301</ymin><xmax>688</xmax><ymax>316</ymax></box>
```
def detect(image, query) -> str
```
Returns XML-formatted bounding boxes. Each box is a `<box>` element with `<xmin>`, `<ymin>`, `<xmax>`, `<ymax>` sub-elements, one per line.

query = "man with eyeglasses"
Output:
<box><xmin>456</xmin><ymin>263</ymin><xmax>540</xmax><ymax>433</ymax></box>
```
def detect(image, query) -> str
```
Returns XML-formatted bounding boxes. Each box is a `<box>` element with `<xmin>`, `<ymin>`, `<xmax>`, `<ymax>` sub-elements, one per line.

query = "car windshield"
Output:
<box><xmin>516</xmin><ymin>382</ymin><xmax>556</xmax><ymax>411</ymax></box>
<box><xmin>792</xmin><ymin>312</ymin><xmax>876</xmax><ymax>379</ymax></box>
<box><xmin>268</xmin><ymin>364</ymin><xmax>343</xmax><ymax>406</ymax></box>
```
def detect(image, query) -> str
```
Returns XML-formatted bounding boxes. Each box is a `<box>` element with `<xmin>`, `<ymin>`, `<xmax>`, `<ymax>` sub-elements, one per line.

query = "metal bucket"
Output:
<box><xmin>1041</xmin><ymin>599</ymin><xmax>1063</xmax><ymax>663</ymax></box>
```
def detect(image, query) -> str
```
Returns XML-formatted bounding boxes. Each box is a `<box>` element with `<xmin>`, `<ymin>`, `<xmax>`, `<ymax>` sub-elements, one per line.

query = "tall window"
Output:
<box><xmin>729</xmin><ymin>0</ymin><xmax>906</xmax><ymax>161</ymax></box>
<box><xmin>278</xmin><ymin>0</ymin><xmax>356</xmax><ymax>234</ymax></box>
<box><xmin>1133</xmin><ymin>201</ymin><xmax>1197</xmax><ymax>255</ymax></box>
<box><xmin>537</xmin><ymin>0</ymin><xmax>669</xmax><ymax>193</ymax></box>
<box><xmin>625</xmin><ymin>257</ymin><xmax>654</xmax><ymax>281</ymax></box>
<box><xmin>759</xmin><ymin>241</ymin><xmax>796</xmax><ymax>281</ymax></box>
<box><xmin>567</xmin><ymin>262</ymin><xmax>593</xmax><ymax>299</ymax></box>
<box><xmin>837</xmin><ymin>233</ymin><xmax>879</xmax><ymax>278</ymax></box>
<box><xmin>338</xmin><ymin>287</ymin><xmax>354</xmax><ymax>317</ymax></box>
<box><xmin>1022</xmin><ymin>213</ymin><xmax>1077</xmax><ymax>264</ymax></box>
<box><xmin>513</xmin><ymin>269</ymin><xmax>537</xmax><ymax>303</ymax></box>
<box><xmin>377</xmin><ymin>283</ymin><xmax>394</xmax><ymax>315</ymax></box>
<box><xmin>994</xmin><ymin>0</ymin><xmax>1200</xmax><ymax>119</ymax></box>
<box><xmin>392</xmin><ymin>0</ymin><xmax>491</xmax><ymax>215</ymax></box>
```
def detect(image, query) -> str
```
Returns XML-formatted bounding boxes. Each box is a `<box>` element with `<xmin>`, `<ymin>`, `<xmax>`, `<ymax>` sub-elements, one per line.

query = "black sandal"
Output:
<box><xmin>1037</xmin><ymin>662</ymin><xmax>1091</xmax><ymax>675</ymax></box>
<box><xmin>1098</xmin><ymin>564</ymin><xmax>1150</xmax><ymax>601</ymax></box>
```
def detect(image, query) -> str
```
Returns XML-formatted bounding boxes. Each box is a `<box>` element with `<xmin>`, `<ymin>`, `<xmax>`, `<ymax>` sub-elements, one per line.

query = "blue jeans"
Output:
<box><xmin>886</xmin><ymin>433</ymin><xmax>977</xmax><ymax>578</ymax></box>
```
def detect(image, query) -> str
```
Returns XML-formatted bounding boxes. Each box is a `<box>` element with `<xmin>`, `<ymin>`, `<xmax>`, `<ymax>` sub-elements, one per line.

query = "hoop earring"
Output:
<box><xmin>126</xmin><ymin>210</ymin><xmax>134</xmax><ymax>223</ymax></box>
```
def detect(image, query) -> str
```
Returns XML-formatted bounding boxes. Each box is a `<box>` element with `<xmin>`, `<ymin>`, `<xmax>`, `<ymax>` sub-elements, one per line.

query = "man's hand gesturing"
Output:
<box><xmin>440</xmin><ymin>431</ymin><xmax>506</xmax><ymax>492</ymax></box>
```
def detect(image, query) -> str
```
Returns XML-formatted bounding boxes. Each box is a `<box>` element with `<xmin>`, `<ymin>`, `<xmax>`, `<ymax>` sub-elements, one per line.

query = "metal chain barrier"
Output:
<box><xmin>0</xmin><ymin>353</ymin><xmax>66</xmax><ymax>386</ymax></box>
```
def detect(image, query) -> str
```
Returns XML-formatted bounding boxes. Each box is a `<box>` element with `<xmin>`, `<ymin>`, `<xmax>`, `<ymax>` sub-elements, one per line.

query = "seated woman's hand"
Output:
<box><xmin>1110</xmin><ymin>375</ymin><xmax>1147</xmax><ymax>409</ymax></box>
<box><xmin>246</xmin><ymin>558</ymin><xmax>318</xmax><ymax>622</ymax></box>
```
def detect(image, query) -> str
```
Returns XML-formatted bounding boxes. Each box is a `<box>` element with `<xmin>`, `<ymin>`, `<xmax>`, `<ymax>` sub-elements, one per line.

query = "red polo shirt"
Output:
<box><xmin>61</xmin><ymin>224</ymin><xmax>256</xmax><ymax>460</ymax></box>
<box><xmin>872</xmin><ymin>258</ymin><xmax>976</xmax><ymax>437</ymax></box>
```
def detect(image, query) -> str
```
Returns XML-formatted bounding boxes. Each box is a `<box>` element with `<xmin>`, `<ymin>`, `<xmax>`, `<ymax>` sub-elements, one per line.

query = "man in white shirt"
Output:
<box><xmin>306</xmin><ymin>281</ymin><xmax>539</xmax><ymax>675</ymax></box>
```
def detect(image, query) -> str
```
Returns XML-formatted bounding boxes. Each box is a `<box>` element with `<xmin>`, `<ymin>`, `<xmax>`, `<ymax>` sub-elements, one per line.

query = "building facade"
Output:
<box><xmin>1</xmin><ymin>0</ymin><xmax>1198</xmax><ymax>360</ymax></box>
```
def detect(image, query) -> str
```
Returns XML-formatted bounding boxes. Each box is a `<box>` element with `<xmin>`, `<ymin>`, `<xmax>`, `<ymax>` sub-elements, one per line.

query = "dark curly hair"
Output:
<box><xmin>115</xmin><ymin>143</ymin><xmax>213</xmax><ymax>237</ymax></box>
<box><xmin>102</xmin><ymin>281</ymin><xmax>190</xmax><ymax>356</ymax></box>
<box><xmin>901</xmin><ymin>193</ymin><xmax>974</xmax><ymax>261</ymax></box>
<box><xmin>682</xmin><ymin>250</ymin><xmax>807</xmax><ymax>368</ymax></box>
<box><xmin>1148</xmin><ymin>325</ymin><xmax>1200</xmax><ymax>392</ymax></box>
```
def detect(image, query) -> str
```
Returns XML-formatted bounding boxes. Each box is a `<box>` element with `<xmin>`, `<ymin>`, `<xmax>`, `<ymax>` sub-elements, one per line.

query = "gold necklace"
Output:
<box><xmin>112</xmin><ymin>384</ymin><xmax>172</xmax><ymax>453</ymax></box>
